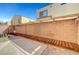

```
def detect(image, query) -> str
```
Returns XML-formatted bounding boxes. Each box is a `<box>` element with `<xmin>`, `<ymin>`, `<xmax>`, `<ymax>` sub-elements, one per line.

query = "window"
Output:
<box><xmin>39</xmin><ymin>10</ymin><xmax>48</xmax><ymax>17</ymax></box>
<box><xmin>60</xmin><ymin>3</ymin><xmax>66</xmax><ymax>5</ymax></box>
<box><xmin>16</xmin><ymin>19</ymin><xmax>21</xmax><ymax>24</ymax></box>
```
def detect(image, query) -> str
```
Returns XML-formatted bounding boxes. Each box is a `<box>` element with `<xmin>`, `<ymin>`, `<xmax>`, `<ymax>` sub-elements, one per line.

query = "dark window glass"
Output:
<box><xmin>39</xmin><ymin>10</ymin><xmax>48</xmax><ymax>17</ymax></box>
<box><xmin>61</xmin><ymin>3</ymin><xmax>66</xmax><ymax>5</ymax></box>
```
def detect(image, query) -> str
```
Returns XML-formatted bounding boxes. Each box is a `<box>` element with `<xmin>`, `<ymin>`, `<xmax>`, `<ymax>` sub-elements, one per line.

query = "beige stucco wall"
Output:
<box><xmin>37</xmin><ymin>3</ymin><xmax>79</xmax><ymax>19</ymax></box>
<box><xmin>11</xmin><ymin>16</ymin><xmax>34</xmax><ymax>25</ymax></box>
<box><xmin>13</xmin><ymin>19</ymin><xmax>77</xmax><ymax>43</ymax></box>
<box><xmin>50</xmin><ymin>3</ymin><xmax>79</xmax><ymax>18</ymax></box>
<box><xmin>21</xmin><ymin>16</ymin><xmax>33</xmax><ymax>23</ymax></box>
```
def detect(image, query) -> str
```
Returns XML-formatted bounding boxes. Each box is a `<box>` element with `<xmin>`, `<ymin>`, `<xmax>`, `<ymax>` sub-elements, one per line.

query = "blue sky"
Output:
<box><xmin>0</xmin><ymin>3</ymin><xmax>49</xmax><ymax>22</ymax></box>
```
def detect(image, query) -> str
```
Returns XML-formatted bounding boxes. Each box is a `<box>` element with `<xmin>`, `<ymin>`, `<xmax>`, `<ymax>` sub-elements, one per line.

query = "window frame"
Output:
<box><xmin>60</xmin><ymin>3</ymin><xmax>66</xmax><ymax>5</ymax></box>
<box><xmin>39</xmin><ymin>10</ymin><xmax>48</xmax><ymax>17</ymax></box>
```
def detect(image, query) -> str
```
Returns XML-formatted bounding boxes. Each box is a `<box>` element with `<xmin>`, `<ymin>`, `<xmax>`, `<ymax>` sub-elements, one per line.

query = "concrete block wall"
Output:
<box><xmin>9</xmin><ymin>18</ymin><xmax>78</xmax><ymax>44</ymax></box>
<box><xmin>27</xmin><ymin>19</ymin><xmax>77</xmax><ymax>43</ymax></box>
<box><xmin>9</xmin><ymin>17</ymin><xmax>79</xmax><ymax>51</ymax></box>
<box><xmin>15</xmin><ymin>25</ymin><xmax>26</xmax><ymax>34</ymax></box>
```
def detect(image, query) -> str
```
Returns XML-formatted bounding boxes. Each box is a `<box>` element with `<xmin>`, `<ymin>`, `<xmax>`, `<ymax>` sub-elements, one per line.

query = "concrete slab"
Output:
<box><xmin>0</xmin><ymin>40</ymin><xmax>25</xmax><ymax>55</ymax></box>
<box><xmin>9</xmin><ymin>35</ymin><xmax>47</xmax><ymax>55</ymax></box>
<box><xmin>41</xmin><ymin>45</ymin><xmax>79</xmax><ymax>55</ymax></box>
<box><xmin>2</xmin><ymin>35</ymin><xmax>79</xmax><ymax>55</ymax></box>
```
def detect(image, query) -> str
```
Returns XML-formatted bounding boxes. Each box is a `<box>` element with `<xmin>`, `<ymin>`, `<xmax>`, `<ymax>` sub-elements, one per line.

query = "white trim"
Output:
<box><xmin>32</xmin><ymin>46</ymin><xmax>42</xmax><ymax>54</ymax></box>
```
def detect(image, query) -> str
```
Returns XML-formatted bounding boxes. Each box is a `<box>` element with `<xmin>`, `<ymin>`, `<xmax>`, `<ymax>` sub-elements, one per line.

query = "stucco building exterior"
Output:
<box><xmin>37</xmin><ymin>3</ymin><xmax>79</xmax><ymax>21</ymax></box>
<box><xmin>11</xmin><ymin>16</ymin><xmax>34</xmax><ymax>25</ymax></box>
